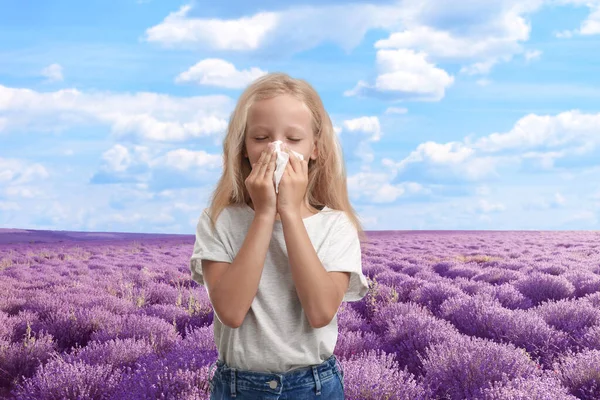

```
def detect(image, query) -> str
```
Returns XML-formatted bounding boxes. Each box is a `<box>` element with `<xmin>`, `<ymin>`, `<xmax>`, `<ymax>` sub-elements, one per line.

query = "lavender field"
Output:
<box><xmin>1</xmin><ymin>229</ymin><xmax>600</xmax><ymax>399</ymax></box>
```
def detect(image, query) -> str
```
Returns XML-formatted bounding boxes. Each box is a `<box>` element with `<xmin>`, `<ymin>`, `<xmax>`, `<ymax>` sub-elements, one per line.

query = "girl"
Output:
<box><xmin>190</xmin><ymin>72</ymin><xmax>370</xmax><ymax>399</ymax></box>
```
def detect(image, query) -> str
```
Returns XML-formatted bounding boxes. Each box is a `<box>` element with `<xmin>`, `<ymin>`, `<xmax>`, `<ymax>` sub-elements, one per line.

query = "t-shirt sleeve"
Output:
<box><xmin>321</xmin><ymin>213</ymin><xmax>369</xmax><ymax>302</ymax></box>
<box><xmin>189</xmin><ymin>209</ymin><xmax>233</xmax><ymax>287</ymax></box>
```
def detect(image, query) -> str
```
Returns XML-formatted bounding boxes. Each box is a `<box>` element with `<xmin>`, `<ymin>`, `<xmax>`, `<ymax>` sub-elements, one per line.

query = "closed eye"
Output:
<box><xmin>256</xmin><ymin>138</ymin><xmax>301</xmax><ymax>142</ymax></box>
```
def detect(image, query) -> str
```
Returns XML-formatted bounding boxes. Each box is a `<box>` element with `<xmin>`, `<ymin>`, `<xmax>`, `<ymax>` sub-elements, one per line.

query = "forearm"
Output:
<box><xmin>212</xmin><ymin>213</ymin><xmax>275</xmax><ymax>328</ymax></box>
<box><xmin>281</xmin><ymin>212</ymin><xmax>338</xmax><ymax>328</ymax></box>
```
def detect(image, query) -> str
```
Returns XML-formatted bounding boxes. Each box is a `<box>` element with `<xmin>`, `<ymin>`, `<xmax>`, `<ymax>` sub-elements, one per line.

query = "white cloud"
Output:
<box><xmin>0</xmin><ymin>85</ymin><xmax>232</xmax><ymax>142</ymax></box>
<box><xmin>382</xmin><ymin>140</ymin><xmax>515</xmax><ymax>181</ymax></box>
<box><xmin>473</xmin><ymin>110</ymin><xmax>600</xmax><ymax>153</ymax></box>
<box><xmin>144</xmin><ymin>1</ymin><xmax>600</xmax><ymax>86</ymax></box>
<box><xmin>375</xmin><ymin>49</ymin><xmax>454</xmax><ymax>98</ymax></box>
<box><xmin>374</xmin><ymin>22</ymin><xmax>527</xmax><ymax>61</ymax></box>
<box><xmin>0</xmin><ymin>157</ymin><xmax>50</xmax><ymax>200</ymax></box>
<box><xmin>384</xmin><ymin>107</ymin><xmax>408</xmax><ymax>114</ymax></box>
<box><xmin>551</xmin><ymin>1</ymin><xmax>600</xmax><ymax>37</ymax></box>
<box><xmin>4</xmin><ymin>186</ymin><xmax>46</xmax><ymax>198</ymax></box>
<box><xmin>580</xmin><ymin>7</ymin><xmax>600</xmax><ymax>34</ymax></box>
<box><xmin>0</xmin><ymin>157</ymin><xmax>50</xmax><ymax>185</ymax></box>
<box><xmin>144</xmin><ymin>3</ymin><xmax>404</xmax><ymax>53</ymax></box>
<box><xmin>175</xmin><ymin>59</ymin><xmax>268</xmax><ymax>88</ymax></box>
<box><xmin>145</xmin><ymin>1</ymin><xmax>542</xmax><ymax>62</ymax></box>
<box><xmin>342</xmin><ymin>116</ymin><xmax>381</xmax><ymax>141</ymax></box>
<box><xmin>554</xmin><ymin>192</ymin><xmax>567</xmax><ymax>205</ymax></box>
<box><xmin>477</xmin><ymin>199</ymin><xmax>506</xmax><ymax>213</ymax></box>
<box><xmin>144</xmin><ymin>0</ymin><xmax>600</xmax><ymax>106</ymax></box>
<box><xmin>382</xmin><ymin>109</ymin><xmax>600</xmax><ymax>184</ymax></box>
<box><xmin>109</xmin><ymin>113</ymin><xmax>228</xmax><ymax>141</ymax></box>
<box><xmin>401</xmin><ymin>141</ymin><xmax>475</xmax><ymax>165</ymax></box>
<box><xmin>555</xmin><ymin>29</ymin><xmax>574</xmax><ymax>38</ymax></box>
<box><xmin>160</xmin><ymin>148</ymin><xmax>223</xmax><ymax>171</ymax></box>
<box><xmin>523</xmin><ymin>192</ymin><xmax>568</xmax><ymax>210</ymax></box>
<box><xmin>520</xmin><ymin>150</ymin><xmax>565</xmax><ymax>169</ymax></box>
<box><xmin>99</xmin><ymin>144</ymin><xmax>222</xmax><ymax>176</ymax></box>
<box><xmin>41</xmin><ymin>63</ymin><xmax>64</xmax><ymax>83</ymax></box>
<box><xmin>372</xmin><ymin>2</ymin><xmax>540</xmax><ymax>76</ymax></box>
<box><xmin>143</xmin><ymin>0</ymin><xmax>538</xmax><ymax>83</ymax></box>
<box><xmin>345</xmin><ymin>49</ymin><xmax>454</xmax><ymax>101</ymax></box>
<box><xmin>347</xmin><ymin>170</ymin><xmax>429</xmax><ymax>203</ymax></box>
<box><xmin>525</xmin><ymin>49</ymin><xmax>542</xmax><ymax>62</ymax></box>
<box><xmin>340</xmin><ymin>116</ymin><xmax>382</xmax><ymax>164</ymax></box>
<box><xmin>460</xmin><ymin>59</ymin><xmax>498</xmax><ymax>75</ymax></box>
<box><xmin>145</xmin><ymin>5</ymin><xmax>278</xmax><ymax>50</ymax></box>
<box><xmin>101</xmin><ymin>144</ymin><xmax>132</xmax><ymax>172</ymax></box>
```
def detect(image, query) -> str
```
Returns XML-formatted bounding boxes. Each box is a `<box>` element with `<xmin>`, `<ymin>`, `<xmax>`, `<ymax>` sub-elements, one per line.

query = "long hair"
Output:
<box><xmin>205</xmin><ymin>72</ymin><xmax>369</xmax><ymax>245</ymax></box>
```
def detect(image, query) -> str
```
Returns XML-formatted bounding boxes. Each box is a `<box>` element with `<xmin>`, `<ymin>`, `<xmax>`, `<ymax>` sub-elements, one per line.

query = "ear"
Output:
<box><xmin>310</xmin><ymin>141</ymin><xmax>318</xmax><ymax>161</ymax></box>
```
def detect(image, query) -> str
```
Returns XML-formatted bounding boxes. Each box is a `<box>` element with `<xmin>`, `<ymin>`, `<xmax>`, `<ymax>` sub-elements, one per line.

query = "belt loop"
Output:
<box><xmin>334</xmin><ymin>356</ymin><xmax>344</xmax><ymax>378</ymax></box>
<box><xmin>311</xmin><ymin>365</ymin><xmax>322</xmax><ymax>396</ymax></box>
<box><xmin>202</xmin><ymin>360</ymin><xmax>218</xmax><ymax>394</ymax></box>
<box><xmin>209</xmin><ymin>360</ymin><xmax>217</xmax><ymax>377</ymax></box>
<box><xmin>230</xmin><ymin>368</ymin><xmax>237</xmax><ymax>397</ymax></box>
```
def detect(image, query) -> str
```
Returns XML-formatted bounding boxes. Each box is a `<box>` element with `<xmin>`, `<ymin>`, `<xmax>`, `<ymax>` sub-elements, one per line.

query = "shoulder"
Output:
<box><xmin>199</xmin><ymin>204</ymin><xmax>251</xmax><ymax>231</ymax></box>
<box><xmin>315</xmin><ymin>207</ymin><xmax>355</xmax><ymax>237</ymax></box>
<box><xmin>328</xmin><ymin>209</ymin><xmax>355</xmax><ymax>230</ymax></box>
<box><xmin>202</xmin><ymin>203</ymin><xmax>242</xmax><ymax>219</ymax></box>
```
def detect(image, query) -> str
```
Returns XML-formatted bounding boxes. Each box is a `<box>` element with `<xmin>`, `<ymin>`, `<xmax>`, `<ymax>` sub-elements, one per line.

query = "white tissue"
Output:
<box><xmin>270</xmin><ymin>140</ymin><xmax>304</xmax><ymax>194</ymax></box>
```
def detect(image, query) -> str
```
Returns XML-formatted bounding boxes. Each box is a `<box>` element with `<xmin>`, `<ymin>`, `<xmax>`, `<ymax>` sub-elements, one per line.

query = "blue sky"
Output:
<box><xmin>1</xmin><ymin>0</ymin><xmax>600</xmax><ymax>232</ymax></box>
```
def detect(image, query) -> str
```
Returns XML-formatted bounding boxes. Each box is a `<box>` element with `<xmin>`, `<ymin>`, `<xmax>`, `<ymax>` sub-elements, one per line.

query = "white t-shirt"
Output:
<box><xmin>189</xmin><ymin>203</ymin><xmax>369</xmax><ymax>373</ymax></box>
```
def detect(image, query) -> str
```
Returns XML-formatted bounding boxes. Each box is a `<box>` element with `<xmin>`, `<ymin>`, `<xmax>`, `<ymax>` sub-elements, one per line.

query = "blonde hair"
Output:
<box><xmin>205</xmin><ymin>72</ymin><xmax>369</xmax><ymax>245</ymax></box>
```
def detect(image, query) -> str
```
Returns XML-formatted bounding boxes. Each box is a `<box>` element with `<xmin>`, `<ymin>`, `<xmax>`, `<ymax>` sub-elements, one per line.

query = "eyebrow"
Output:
<box><xmin>248</xmin><ymin>125</ymin><xmax>307</xmax><ymax>135</ymax></box>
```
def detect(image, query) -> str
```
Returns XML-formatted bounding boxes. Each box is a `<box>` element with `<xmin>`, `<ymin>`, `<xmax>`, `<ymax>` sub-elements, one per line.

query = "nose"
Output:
<box><xmin>269</xmin><ymin>140</ymin><xmax>287</xmax><ymax>151</ymax></box>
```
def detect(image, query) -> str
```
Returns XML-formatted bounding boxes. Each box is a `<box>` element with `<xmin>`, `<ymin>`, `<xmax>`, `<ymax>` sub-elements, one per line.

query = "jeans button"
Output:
<box><xmin>268</xmin><ymin>380</ymin><xmax>278</xmax><ymax>389</ymax></box>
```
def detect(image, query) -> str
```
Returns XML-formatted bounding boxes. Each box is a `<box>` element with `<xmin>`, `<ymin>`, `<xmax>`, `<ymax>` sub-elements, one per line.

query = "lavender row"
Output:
<box><xmin>1</xmin><ymin>230</ymin><xmax>599</xmax><ymax>399</ymax></box>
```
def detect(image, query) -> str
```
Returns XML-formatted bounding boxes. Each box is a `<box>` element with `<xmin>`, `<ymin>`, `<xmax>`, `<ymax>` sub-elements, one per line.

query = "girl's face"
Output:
<box><xmin>244</xmin><ymin>94</ymin><xmax>317</xmax><ymax>168</ymax></box>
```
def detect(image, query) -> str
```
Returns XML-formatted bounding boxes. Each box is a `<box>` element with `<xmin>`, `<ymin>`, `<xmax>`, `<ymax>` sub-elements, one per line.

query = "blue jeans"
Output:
<box><xmin>206</xmin><ymin>354</ymin><xmax>345</xmax><ymax>399</ymax></box>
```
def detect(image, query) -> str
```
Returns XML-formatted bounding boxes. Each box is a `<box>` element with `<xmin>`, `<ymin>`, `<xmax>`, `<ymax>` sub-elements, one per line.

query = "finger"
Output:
<box><xmin>257</xmin><ymin>148</ymin><xmax>272</xmax><ymax>178</ymax></box>
<box><xmin>250</xmin><ymin>150</ymin><xmax>267</xmax><ymax>174</ymax></box>
<box><xmin>286</xmin><ymin>150</ymin><xmax>298</xmax><ymax>174</ymax></box>
<box><xmin>261</xmin><ymin>148</ymin><xmax>276</xmax><ymax>180</ymax></box>
<box><xmin>252</xmin><ymin>151</ymin><xmax>265</xmax><ymax>169</ymax></box>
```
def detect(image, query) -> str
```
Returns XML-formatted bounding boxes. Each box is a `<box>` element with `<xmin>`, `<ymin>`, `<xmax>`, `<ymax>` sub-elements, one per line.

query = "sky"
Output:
<box><xmin>1</xmin><ymin>0</ymin><xmax>600</xmax><ymax>233</ymax></box>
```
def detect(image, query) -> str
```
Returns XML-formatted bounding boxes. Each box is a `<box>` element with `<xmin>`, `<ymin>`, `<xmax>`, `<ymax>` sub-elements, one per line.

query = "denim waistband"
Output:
<box><xmin>205</xmin><ymin>354</ymin><xmax>344</xmax><ymax>396</ymax></box>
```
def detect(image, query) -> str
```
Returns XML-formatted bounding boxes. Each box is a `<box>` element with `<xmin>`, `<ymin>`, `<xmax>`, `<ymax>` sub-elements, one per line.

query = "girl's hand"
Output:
<box><xmin>245</xmin><ymin>146</ymin><xmax>277</xmax><ymax>218</ymax></box>
<box><xmin>276</xmin><ymin>146</ymin><xmax>308</xmax><ymax>217</ymax></box>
